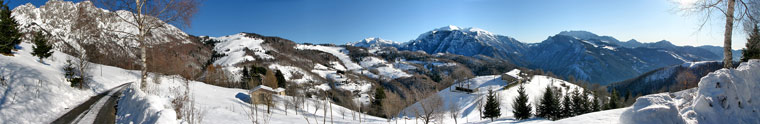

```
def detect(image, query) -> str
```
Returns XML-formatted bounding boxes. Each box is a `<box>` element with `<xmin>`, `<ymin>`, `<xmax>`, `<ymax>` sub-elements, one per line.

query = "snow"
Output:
<box><xmin>77</xmin><ymin>85</ymin><xmax>127</xmax><ymax>124</ymax></box>
<box><xmin>581</xmin><ymin>40</ymin><xmax>599</xmax><ymax>48</ymax></box>
<box><xmin>211</xmin><ymin>33</ymin><xmax>274</xmax><ymax>66</ymax></box>
<box><xmin>0</xmin><ymin>42</ymin><xmax>390</xmax><ymax>123</ymax></box>
<box><xmin>620</xmin><ymin>94</ymin><xmax>687</xmax><ymax>124</ymax></box>
<box><xmin>12</xmin><ymin>1</ymin><xmax>193</xmax><ymax>58</ymax></box>
<box><xmin>603</xmin><ymin>46</ymin><xmax>617</xmax><ymax>50</ymax></box>
<box><xmin>268</xmin><ymin>64</ymin><xmax>315</xmax><ymax>84</ymax></box>
<box><xmin>117</xmin><ymin>81</ymin><xmax>179</xmax><ymax>124</ymax></box>
<box><xmin>438</xmin><ymin>25</ymin><xmax>461</xmax><ymax>31</ymax></box>
<box><xmin>359</xmin><ymin>57</ymin><xmax>411</xmax><ymax>79</ymax></box>
<box><xmin>295</xmin><ymin>44</ymin><xmax>362</xmax><ymax>71</ymax></box>
<box><xmin>0</xmin><ymin>42</ymin><xmax>134</xmax><ymax>123</ymax></box>
<box><xmin>505</xmin><ymin>69</ymin><xmax>522</xmax><ymax>80</ymax></box>
<box><xmin>347</xmin><ymin>37</ymin><xmax>401</xmax><ymax>48</ymax></box>
<box><xmin>550</xmin><ymin>107</ymin><xmax>628</xmax><ymax>124</ymax></box>
<box><xmin>620</xmin><ymin>59</ymin><xmax>760</xmax><ymax>124</ymax></box>
<box><xmin>680</xmin><ymin>61</ymin><xmax>714</xmax><ymax>68</ymax></box>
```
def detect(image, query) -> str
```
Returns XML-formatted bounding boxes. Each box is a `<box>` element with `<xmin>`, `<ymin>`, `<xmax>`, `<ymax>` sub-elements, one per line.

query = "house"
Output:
<box><xmin>250</xmin><ymin>85</ymin><xmax>285</xmax><ymax>104</ymax></box>
<box><xmin>501</xmin><ymin>73</ymin><xmax>519</xmax><ymax>83</ymax></box>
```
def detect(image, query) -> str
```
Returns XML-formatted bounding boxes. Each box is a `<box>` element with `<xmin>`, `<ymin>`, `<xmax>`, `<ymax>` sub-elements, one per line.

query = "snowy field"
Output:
<box><xmin>0</xmin><ymin>43</ymin><xmax>136</xmax><ymax>123</ymax></box>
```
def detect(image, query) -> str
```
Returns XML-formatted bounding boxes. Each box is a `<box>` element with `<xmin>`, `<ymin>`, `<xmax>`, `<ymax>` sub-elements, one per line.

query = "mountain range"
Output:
<box><xmin>348</xmin><ymin>26</ymin><xmax>741</xmax><ymax>84</ymax></box>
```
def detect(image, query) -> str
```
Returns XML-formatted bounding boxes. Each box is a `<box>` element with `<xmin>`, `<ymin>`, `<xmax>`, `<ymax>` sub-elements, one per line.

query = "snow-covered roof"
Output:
<box><xmin>251</xmin><ymin>85</ymin><xmax>285</xmax><ymax>93</ymax></box>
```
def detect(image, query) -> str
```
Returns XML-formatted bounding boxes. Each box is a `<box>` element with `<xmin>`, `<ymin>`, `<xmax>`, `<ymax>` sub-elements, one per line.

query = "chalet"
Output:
<box><xmin>250</xmin><ymin>85</ymin><xmax>285</xmax><ymax>104</ymax></box>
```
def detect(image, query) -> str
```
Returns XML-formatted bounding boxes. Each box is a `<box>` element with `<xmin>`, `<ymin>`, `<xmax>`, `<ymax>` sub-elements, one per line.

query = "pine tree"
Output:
<box><xmin>32</xmin><ymin>31</ymin><xmax>53</xmax><ymax>63</ymax></box>
<box><xmin>606</xmin><ymin>89</ymin><xmax>620</xmax><ymax>110</ymax></box>
<box><xmin>561</xmin><ymin>92</ymin><xmax>573</xmax><ymax>119</ymax></box>
<box><xmin>571</xmin><ymin>89</ymin><xmax>584</xmax><ymax>116</ymax></box>
<box><xmin>483</xmin><ymin>89</ymin><xmax>501</xmax><ymax>122</ymax></box>
<box><xmin>372</xmin><ymin>87</ymin><xmax>386</xmax><ymax>106</ymax></box>
<box><xmin>591</xmin><ymin>95</ymin><xmax>601</xmax><ymax>112</ymax></box>
<box><xmin>537</xmin><ymin>86</ymin><xmax>559</xmax><ymax>120</ymax></box>
<box><xmin>742</xmin><ymin>25</ymin><xmax>760</xmax><ymax>62</ymax></box>
<box><xmin>275</xmin><ymin>70</ymin><xmax>286</xmax><ymax>88</ymax></box>
<box><xmin>240</xmin><ymin>67</ymin><xmax>250</xmax><ymax>88</ymax></box>
<box><xmin>0</xmin><ymin>0</ymin><xmax>21</xmax><ymax>55</ymax></box>
<box><xmin>512</xmin><ymin>84</ymin><xmax>532</xmax><ymax>120</ymax></box>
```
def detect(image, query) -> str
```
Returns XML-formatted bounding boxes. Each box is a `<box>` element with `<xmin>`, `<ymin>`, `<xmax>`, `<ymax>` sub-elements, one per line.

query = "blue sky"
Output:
<box><xmin>11</xmin><ymin>0</ymin><xmax>749</xmax><ymax>49</ymax></box>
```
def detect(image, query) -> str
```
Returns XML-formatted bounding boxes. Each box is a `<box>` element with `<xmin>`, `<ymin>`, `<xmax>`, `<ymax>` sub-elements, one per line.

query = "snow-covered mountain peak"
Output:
<box><xmin>347</xmin><ymin>37</ymin><xmax>401</xmax><ymax>48</ymax></box>
<box><xmin>558</xmin><ymin>30</ymin><xmax>600</xmax><ymax>39</ymax></box>
<box><xmin>436</xmin><ymin>25</ymin><xmax>461</xmax><ymax>31</ymax></box>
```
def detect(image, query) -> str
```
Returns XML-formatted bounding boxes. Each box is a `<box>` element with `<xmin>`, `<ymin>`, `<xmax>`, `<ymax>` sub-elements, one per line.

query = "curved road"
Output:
<box><xmin>52</xmin><ymin>83</ymin><xmax>130</xmax><ymax>124</ymax></box>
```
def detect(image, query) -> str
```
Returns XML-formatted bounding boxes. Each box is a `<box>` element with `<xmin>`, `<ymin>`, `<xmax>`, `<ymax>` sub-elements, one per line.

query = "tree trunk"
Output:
<box><xmin>136</xmin><ymin>0</ymin><xmax>149</xmax><ymax>90</ymax></box>
<box><xmin>724</xmin><ymin>0</ymin><xmax>736</xmax><ymax>68</ymax></box>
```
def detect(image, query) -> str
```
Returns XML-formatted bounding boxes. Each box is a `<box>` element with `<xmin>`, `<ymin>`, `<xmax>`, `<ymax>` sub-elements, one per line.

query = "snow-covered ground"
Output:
<box><xmin>295</xmin><ymin>44</ymin><xmax>362</xmax><ymax>71</ymax></box>
<box><xmin>399</xmin><ymin>69</ymin><xmax>591</xmax><ymax>124</ymax></box>
<box><xmin>0</xmin><ymin>42</ymin><xmax>388</xmax><ymax>123</ymax></box>
<box><xmin>0</xmin><ymin>43</ymin><xmax>135</xmax><ymax>123</ymax></box>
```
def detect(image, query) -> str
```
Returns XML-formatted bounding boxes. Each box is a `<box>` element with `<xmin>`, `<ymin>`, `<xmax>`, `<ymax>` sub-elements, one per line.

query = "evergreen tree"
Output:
<box><xmin>240</xmin><ymin>67</ymin><xmax>250</xmax><ymax>88</ymax></box>
<box><xmin>274</xmin><ymin>70</ymin><xmax>286</xmax><ymax>88</ymax></box>
<box><xmin>606</xmin><ymin>89</ymin><xmax>620</xmax><ymax>110</ymax></box>
<box><xmin>570</xmin><ymin>89</ymin><xmax>585</xmax><ymax>116</ymax></box>
<box><xmin>31</xmin><ymin>31</ymin><xmax>53</xmax><ymax>62</ymax></box>
<box><xmin>0</xmin><ymin>0</ymin><xmax>21</xmax><ymax>55</ymax></box>
<box><xmin>742</xmin><ymin>25</ymin><xmax>760</xmax><ymax>62</ymax></box>
<box><xmin>512</xmin><ymin>84</ymin><xmax>532</xmax><ymax>120</ymax></box>
<box><xmin>561</xmin><ymin>92</ymin><xmax>573</xmax><ymax>118</ymax></box>
<box><xmin>537</xmin><ymin>86</ymin><xmax>560</xmax><ymax>120</ymax></box>
<box><xmin>591</xmin><ymin>95</ymin><xmax>601</xmax><ymax>112</ymax></box>
<box><xmin>483</xmin><ymin>89</ymin><xmax>501</xmax><ymax>122</ymax></box>
<box><xmin>372</xmin><ymin>87</ymin><xmax>386</xmax><ymax>106</ymax></box>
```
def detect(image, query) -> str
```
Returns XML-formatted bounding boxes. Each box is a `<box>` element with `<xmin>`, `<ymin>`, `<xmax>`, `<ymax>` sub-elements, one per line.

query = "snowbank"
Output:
<box><xmin>621</xmin><ymin>59</ymin><xmax>760</xmax><ymax>124</ymax></box>
<box><xmin>117</xmin><ymin>83</ymin><xmax>178</xmax><ymax>124</ymax></box>
<box><xmin>620</xmin><ymin>94</ymin><xmax>686</xmax><ymax>124</ymax></box>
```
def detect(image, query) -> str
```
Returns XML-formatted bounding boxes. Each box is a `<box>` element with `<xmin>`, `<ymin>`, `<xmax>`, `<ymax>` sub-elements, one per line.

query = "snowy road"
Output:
<box><xmin>51</xmin><ymin>83</ymin><xmax>130</xmax><ymax>124</ymax></box>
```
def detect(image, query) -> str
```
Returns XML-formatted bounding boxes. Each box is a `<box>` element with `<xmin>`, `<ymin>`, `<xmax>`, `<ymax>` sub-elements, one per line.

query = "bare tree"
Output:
<box><xmin>681</xmin><ymin>0</ymin><xmax>758</xmax><ymax>68</ymax></box>
<box><xmin>383</xmin><ymin>92</ymin><xmax>402</xmax><ymax>122</ymax></box>
<box><xmin>417</xmin><ymin>94</ymin><xmax>443</xmax><ymax>124</ymax></box>
<box><xmin>71</xmin><ymin>55</ymin><xmax>92</xmax><ymax>89</ymax></box>
<box><xmin>448</xmin><ymin>100</ymin><xmax>461</xmax><ymax>124</ymax></box>
<box><xmin>312</xmin><ymin>98</ymin><xmax>322</xmax><ymax>124</ymax></box>
<box><xmin>96</xmin><ymin>0</ymin><xmax>199</xmax><ymax>89</ymax></box>
<box><xmin>477</xmin><ymin>97</ymin><xmax>484</xmax><ymax>120</ymax></box>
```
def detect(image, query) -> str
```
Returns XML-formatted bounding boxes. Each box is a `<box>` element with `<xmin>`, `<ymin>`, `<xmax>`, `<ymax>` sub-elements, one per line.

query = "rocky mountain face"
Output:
<box><xmin>399</xmin><ymin>25</ymin><xmax>529</xmax><ymax>65</ymax></box>
<box><xmin>12</xmin><ymin>1</ymin><xmax>211</xmax><ymax>78</ymax></box>
<box><xmin>357</xmin><ymin>27</ymin><xmax>733</xmax><ymax>84</ymax></box>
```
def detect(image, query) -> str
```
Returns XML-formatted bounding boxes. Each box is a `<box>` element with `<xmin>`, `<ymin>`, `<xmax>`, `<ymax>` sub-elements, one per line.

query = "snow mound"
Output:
<box><xmin>117</xmin><ymin>84</ymin><xmax>178</xmax><ymax>124</ymax></box>
<box><xmin>691</xmin><ymin>59</ymin><xmax>760</xmax><ymax>124</ymax></box>
<box><xmin>620</xmin><ymin>94</ymin><xmax>686</xmax><ymax>124</ymax></box>
<box><xmin>621</xmin><ymin>59</ymin><xmax>760</xmax><ymax>124</ymax></box>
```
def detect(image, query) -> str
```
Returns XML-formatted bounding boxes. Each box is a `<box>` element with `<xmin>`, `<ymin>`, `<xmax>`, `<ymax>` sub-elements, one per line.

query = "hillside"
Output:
<box><xmin>399</xmin><ymin>69</ymin><xmax>594</xmax><ymax>123</ymax></box>
<box><xmin>609</xmin><ymin>61</ymin><xmax>737</xmax><ymax>99</ymax></box>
